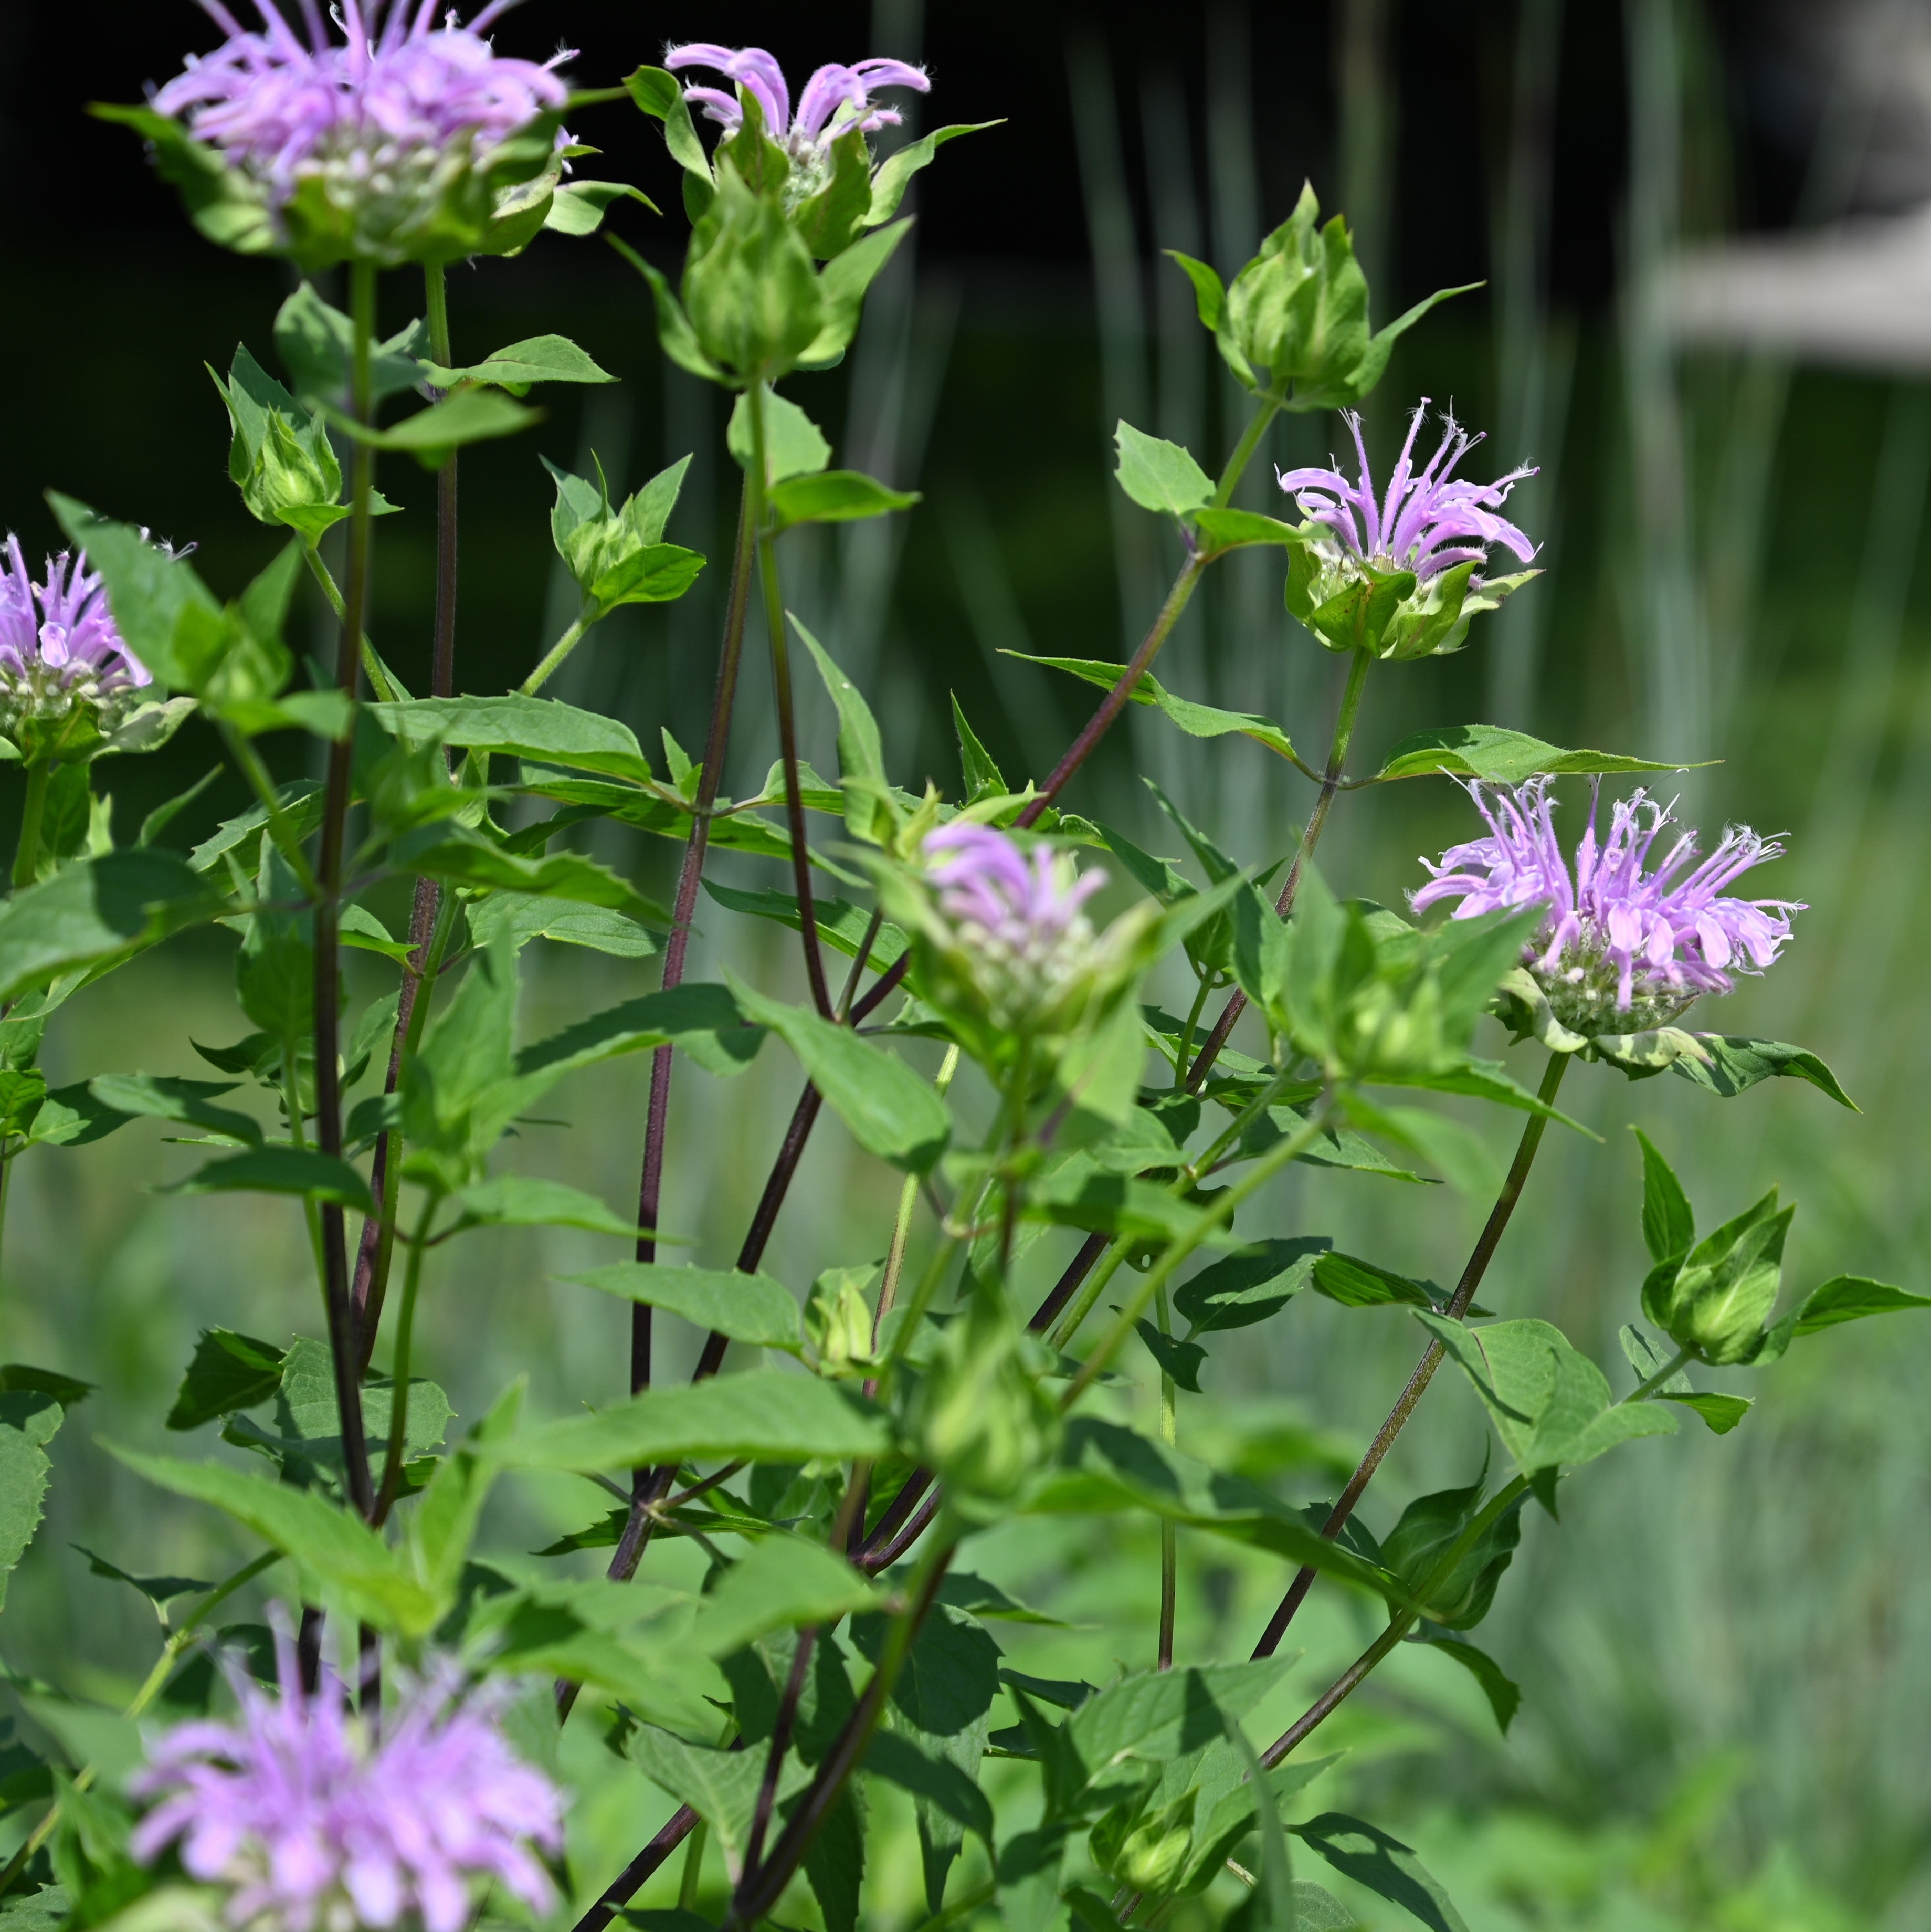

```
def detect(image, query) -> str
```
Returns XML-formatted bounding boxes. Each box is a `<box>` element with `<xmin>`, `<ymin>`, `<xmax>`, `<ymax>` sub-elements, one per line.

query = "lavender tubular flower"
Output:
<box><xmin>1413</xmin><ymin>776</ymin><xmax>1802</xmax><ymax>1040</ymax></box>
<box><xmin>132</xmin><ymin>1631</ymin><xmax>562</xmax><ymax>1932</ymax></box>
<box><xmin>664</xmin><ymin>43</ymin><xmax>929</xmax><ymax>153</ymax></box>
<box><xmin>0</xmin><ymin>537</ymin><xmax>153</xmax><ymax>759</ymax></box>
<box><xmin>1279</xmin><ymin>401</ymin><xmax>1540</xmax><ymax>659</ymax></box>
<box><xmin>150</xmin><ymin>0</ymin><xmax>571</xmax><ymax>265</ymax></box>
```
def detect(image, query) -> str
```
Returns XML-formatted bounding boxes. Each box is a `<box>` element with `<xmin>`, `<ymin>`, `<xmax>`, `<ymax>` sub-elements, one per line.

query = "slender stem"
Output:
<box><xmin>301</xmin><ymin>547</ymin><xmax>401</xmax><ymax>704</ymax></box>
<box><xmin>424</xmin><ymin>260</ymin><xmax>459</xmax><ymax>702</ymax></box>
<box><xmin>1029</xmin><ymin>1231</ymin><xmax>1109</xmax><ymax>1338</ymax></box>
<box><xmin>552</xmin><ymin>486</ymin><xmax>758</xmax><ymax>1682</ymax></box>
<box><xmin>742</xmin><ymin>1628</ymin><xmax>816</xmax><ymax>1877</ymax></box>
<box><xmin>1014</xmin><ymin>390</ymin><xmax>1282</xmax><ymax>832</ymax></box>
<box><xmin>373</xmin><ymin>1191</ymin><xmax>439</xmax><ymax>1525</ymax></box>
<box><xmin>313</xmin><ymin>255</ymin><xmax>378</xmax><ymax>1524</ymax></box>
<box><xmin>677</xmin><ymin>1820</ymin><xmax>709</xmax><ymax>1913</ymax></box>
<box><xmin>573</xmin><ymin>1805</ymin><xmax>703</xmax><ymax>1932</ymax></box>
<box><xmin>730</xmin><ymin>1533</ymin><xmax>957</xmax><ymax>1927</ymax></box>
<box><xmin>1065</xmin><ymin>1101</ymin><xmax>1334</xmax><ymax>1406</ymax></box>
<box><xmin>1049</xmin><ymin>1237</ymin><xmax>1131</xmax><ymax>1353</ymax></box>
<box><xmin>1187</xmin><ymin>649</ymin><xmax>1374</xmax><ymax>1092</ymax></box>
<box><xmin>216</xmin><ymin>723</ymin><xmax>322</xmax><ymax>896</ymax></box>
<box><xmin>10</xmin><ymin>763</ymin><xmax>49</xmax><ymax>892</ymax></box>
<box><xmin>353</xmin><ymin>884</ymin><xmax>457</xmax><ymax>1375</ymax></box>
<box><xmin>747</xmin><ymin>384</ymin><xmax>831</xmax><ymax>1017</ymax></box>
<box><xmin>283</xmin><ymin>1045</ymin><xmax>325</xmax><ymax>1288</ymax></box>
<box><xmin>519</xmin><ymin>603</ymin><xmax>598</xmax><ymax>697</ymax></box>
<box><xmin>1629</xmin><ymin>1343</ymin><xmax>1692</xmax><ymax>1402</ymax></box>
<box><xmin>1261</xmin><ymin>1473</ymin><xmax>1533</xmax><ymax>1768</ymax></box>
<box><xmin>1250</xmin><ymin>1049</ymin><xmax>1570</xmax><ymax>1658</ymax></box>
<box><xmin>1156</xmin><ymin>1282</ymin><xmax>1177</xmax><ymax>1671</ymax></box>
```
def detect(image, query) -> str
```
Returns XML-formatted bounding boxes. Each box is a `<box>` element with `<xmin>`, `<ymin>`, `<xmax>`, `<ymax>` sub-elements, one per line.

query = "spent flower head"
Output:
<box><xmin>131</xmin><ymin>1628</ymin><xmax>562</xmax><ymax>1932</ymax></box>
<box><xmin>152</xmin><ymin>0</ymin><xmax>571</xmax><ymax>265</ymax></box>
<box><xmin>0</xmin><ymin>537</ymin><xmax>153</xmax><ymax>758</ymax></box>
<box><xmin>1279</xmin><ymin>401</ymin><xmax>1539</xmax><ymax>659</ymax></box>
<box><xmin>664</xmin><ymin>42</ymin><xmax>929</xmax><ymax>203</ymax></box>
<box><xmin>1412</xmin><ymin>776</ymin><xmax>1802</xmax><ymax>1037</ymax></box>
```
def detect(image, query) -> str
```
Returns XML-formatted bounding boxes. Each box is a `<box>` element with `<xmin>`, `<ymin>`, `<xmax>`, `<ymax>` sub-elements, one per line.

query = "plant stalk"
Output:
<box><xmin>373</xmin><ymin>1191</ymin><xmax>438</xmax><ymax>1524</ymax></box>
<box><xmin>313</xmin><ymin>254</ymin><xmax>379</xmax><ymax>1523</ymax></box>
<box><xmin>747</xmin><ymin>383</ymin><xmax>832</xmax><ymax>1016</ymax></box>
<box><xmin>1250</xmin><ymin>1048</ymin><xmax>1570</xmax><ymax>1657</ymax></box>
<box><xmin>1187</xmin><ymin>648</ymin><xmax>1374</xmax><ymax>1091</ymax></box>
<box><xmin>10</xmin><ymin>762</ymin><xmax>49</xmax><ymax>892</ymax></box>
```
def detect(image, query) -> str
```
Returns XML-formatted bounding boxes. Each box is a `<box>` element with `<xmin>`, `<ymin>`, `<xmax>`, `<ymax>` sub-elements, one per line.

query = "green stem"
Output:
<box><xmin>215</xmin><ymin>722</ymin><xmax>323</xmax><ymax>897</ymax></box>
<box><xmin>1629</xmin><ymin>1345</ymin><xmax>1693</xmax><ymax>1403</ymax></box>
<box><xmin>355</xmin><ymin>887</ymin><xmax>460</xmax><ymax>1376</ymax></box>
<box><xmin>677</xmin><ymin>1820</ymin><xmax>709</xmax><ymax>1913</ymax></box>
<box><xmin>519</xmin><ymin>602</ymin><xmax>599</xmax><ymax>697</ymax></box>
<box><xmin>1177</xmin><ymin>974</ymin><xmax>1214</xmax><ymax>1087</ymax></box>
<box><xmin>312</xmin><ymin>254</ymin><xmax>378</xmax><ymax>1526</ymax></box>
<box><xmin>10</xmin><ymin>763</ymin><xmax>49</xmax><ymax>892</ymax></box>
<box><xmin>373</xmin><ymin>1190</ymin><xmax>440</xmax><ymax>1525</ymax></box>
<box><xmin>1185</xmin><ymin>650</ymin><xmax>1375</xmax><ymax>1093</ymax></box>
<box><xmin>283</xmin><ymin>1045</ymin><xmax>325</xmax><ymax>1289</ymax></box>
<box><xmin>1049</xmin><ymin>1239</ymin><xmax>1130</xmax><ymax>1353</ymax></box>
<box><xmin>1156</xmin><ymin>1282</ymin><xmax>1177</xmax><ymax>1671</ymax></box>
<box><xmin>301</xmin><ymin>548</ymin><xmax>401</xmax><ymax>705</ymax></box>
<box><xmin>746</xmin><ymin>383</ymin><xmax>832</xmax><ymax>1017</ymax></box>
<box><xmin>1210</xmin><ymin>391</ymin><xmax>1286</xmax><ymax>508</ymax></box>
<box><xmin>1065</xmin><ymin>1101</ymin><xmax>1334</xmax><ymax>1405</ymax></box>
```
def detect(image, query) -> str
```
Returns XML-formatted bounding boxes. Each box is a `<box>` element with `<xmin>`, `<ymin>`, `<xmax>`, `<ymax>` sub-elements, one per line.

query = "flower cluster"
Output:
<box><xmin>132</xmin><ymin>1633</ymin><xmax>562</xmax><ymax>1932</ymax></box>
<box><xmin>920</xmin><ymin>824</ymin><xmax>1120</xmax><ymax>1042</ymax></box>
<box><xmin>0</xmin><ymin>538</ymin><xmax>152</xmax><ymax>752</ymax></box>
<box><xmin>155</xmin><ymin>0</ymin><xmax>570</xmax><ymax>258</ymax></box>
<box><xmin>1413</xmin><ymin>777</ymin><xmax>1802</xmax><ymax>1035</ymax></box>
<box><xmin>664</xmin><ymin>42</ymin><xmax>928</xmax><ymax>201</ymax></box>
<box><xmin>1280</xmin><ymin>401</ymin><xmax>1537</xmax><ymax>588</ymax></box>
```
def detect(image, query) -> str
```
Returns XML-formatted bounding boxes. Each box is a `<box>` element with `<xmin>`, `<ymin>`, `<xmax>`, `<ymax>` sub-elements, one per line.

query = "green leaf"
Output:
<box><xmin>1412</xmin><ymin>1631</ymin><xmax>1521</xmax><ymax>1733</ymax></box>
<box><xmin>624</xmin><ymin>65</ymin><xmax>713</xmax><ymax>181</ymax></box>
<box><xmin>791</xmin><ymin>616</ymin><xmax>896</xmax><ymax>845</ymax></box>
<box><xmin>800</xmin><ymin>217</ymin><xmax>912</xmax><ymax>367</ymax></box>
<box><xmin>467</xmin><ymin>890</ymin><xmax>662</xmax><ymax>960</ymax></box>
<box><xmin>1665</xmin><ymin>1391</ymin><xmax>1754</xmax><ymax>1434</ymax></box>
<box><xmin>330</xmin><ymin>388</ymin><xmax>539</xmax><ymax>468</ymax></box>
<box><xmin>393</xmin><ymin>824</ymin><xmax>668</xmax><ymax>928</ymax></box>
<box><xmin>0</xmin><ymin>849</ymin><xmax>221</xmax><ymax>1001</ymax></box>
<box><xmin>1756</xmin><ymin>1275</ymin><xmax>1931</xmax><ymax>1366</ymax></box>
<box><xmin>1381</xmin><ymin>1476</ymin><xmax>1523</xmax><ymax>1630</ymax></box>
<box><xmin>1633</xmin><ymin>1128</ymin><xmax>1694</xmax><ymax>1264</ymax></box>
<box><xmin>76</xmin><ymin>1548</ymin><xmax>217</xmax><ymax>1619</ymax></box>
<box><xmin>1028</xmin><ymin>1420</ymin><xmax>1399</xmax><ymax>1603</ymax></box>
<box><xmin>542</xmin><ymin>178</ymin><xmax>657</xmax><ymax>236</ymax></box>
<box><xmin>274</xmin><ymin>283</ymin><xmax>426</xmax><ymax>404</ymax></box>
<box><xmin>0</xmin><ymin>1366</ymin><xmax>92</xmax><ymax>1408</ymax></box>
<box><xmin>514</xmin><ymin>982</ymin><xmax>764</xmax><ymax>1083</ymax></box>
<box><xmin>0</xmin><ymin>1394</ymin><xmax>62</xmax><ymax>1614</ymax></box>
<box><xmin>1174</xmin><ymin>1239</ymin><xmax>1327</xmax><ymax>1334</ymax></box>
<box><xmin>864</xmin><ymin>122</ymin><xmax>1000</xmax><ymax>226</ymax></box>
<box><xmin>190</xmin><ymin>782</ymin><xmax>325</xmax><ymax>873</ymax></box>
<box><xmin>1008</xmin><ymin>653</ymin><xmax>1301</xmax><ymax>766</ymax></box>
<box><xmin>1668</xmin><ymin>1036</ymin><xmax>1856</xmax><ymax>1109</ymax></box>
<box><xmin>702</xmin><ymin>883</ymin><xmax>909</xmax><ymax>974</ymax></box>
<box><xmin>104</xmin><ymin>1443</ymin><xmax>439</xmax><ymax>1634</ymax></box>
<box><xmin>484</xmin><ymin>1369</ymin><xmax>890</xmax><ymax>1471</ymax></box>
<box><xmin>87</xmin><ymin>1075</ymin><xmax>261</xmax><ymax>1148</ymax></box>
<box><xmin>1191</xmin><ymin>507</ymin><xmax>1311</xmax><ymax>554</ymax></box>
<box><xmin>864</xmin><ymin>1729</ymin><xmax>994</xmax><ymax>1842</ymax></box>
<box><xmin>165</xmin><ymin>1146</ymin><xmax>374</xmax><ymax>1215</ymax></box>
<box><xmin>1291</xmin><ymin>1813</ymin><xmax>1470</xmax><ymax>1932</ymax></box>
<box><xmin>166</xmin><ymin>1329</ymin><xmax>287</xmax><ymax>1431</ymax></box>
<box><xmin>561</xmin><ymin>1263</ymin><xmax>801</xmax><ymax>1350</ymax></box>
<box><xmin>1415</xmin><ymin>1314</ymin><xmax>1678</xmax><ymax>1471</ymax></box>
<box><xmin>1371</xmin><ymin>724</ymin><xmax>1685</xmax><ymax>784</ymax></box>
<box><xmin>626</xmin><ymin>1727</ymin><xmax>799</xmax><ymax>1878</ymax></box>
<box><xmin>1311</xmin><ymin>1252</ymin><xmax>1440</xmax><ymax>1311</ymax></box>
<box><xmin>951</xmin><ymin>694</ymin><xmax>1008</xmax><ymax>804</ymax></box>
<box><xmin>418</xmin><ymin>334</ymin><xmax>615</xmax><ymax>393</ymax></box>
<box><xmin>366</xmin><ymin>693</ymin><xmax>655</xmax><ymax>783</ymax></box>
<box><xmin>769</xmin><ymin>471</ymin><xmax>920</xmax><ymax>530</ymax></box>
<box><xmin>1655</xmin><ymin>1190</ymin><xmax>1792</xmax><ymax>1365</ymax></box>
<box><xmin>451</xmin><ymin>1177</ymin><xmax>640</xmax><ymax>1238</ymax></box>
<box><xmin>697</xmin><ymin>1537</ymin><xmax>883</xmax><ymax>1660</ymax></box>
<box><xmin>728</xmin><ymin>976</ymin><xmax>949</xmax><ymax>1172</ymax></box>
<box><xmin>1114</xmin><ymin>423</ymin><xmax>1214</xmax><ymax>520</ymax></box>
<box><xmin>1166</xmin><ymin>250</ymin><xmax>1226</xmax><ymax>331</ymax></box>
<box><xmin>1134</xmin><ymin>1322</ymin><xmax>1207</xmax><ymax>1393</ymax></box>
<box><xmin>725</xmin><ymin>386</ymin><xmax>831</xmax><ymax>482</ymax></box>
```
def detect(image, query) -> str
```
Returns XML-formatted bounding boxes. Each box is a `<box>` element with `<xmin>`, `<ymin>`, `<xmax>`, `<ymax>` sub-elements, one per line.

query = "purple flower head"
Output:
<box><xmin>921</xmin><ymin>823</ymin><xmax>1113</xmax><ymax>1035</ymax></box>
<box><xmin>154</xmin><ymin>0</ymin><xmax>571</xmax><ymax>257</ymax></box>
<box><xmin>0</xmin><ymin>537</ymin><xmax>152</xmax><ymax>746</ymax></box>
<box><xmin>1412</xmin><ymin>777</ymin><xmax>1802</xmax><ymax>1035</ymax></box>
<box><xmin>664</xmin><ymin>43</ymin><xmax>929</xmax><ymax>175</ymax></box>
<box><xmin>1280</xmin><ymin>400</ymin><xmax>1537</xmax><ymax>587</ymax></box>
<box><xmin>132</xmin><ymin>1626</ymin><xmax>563</xmax><ymax>1932</ymax></box>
